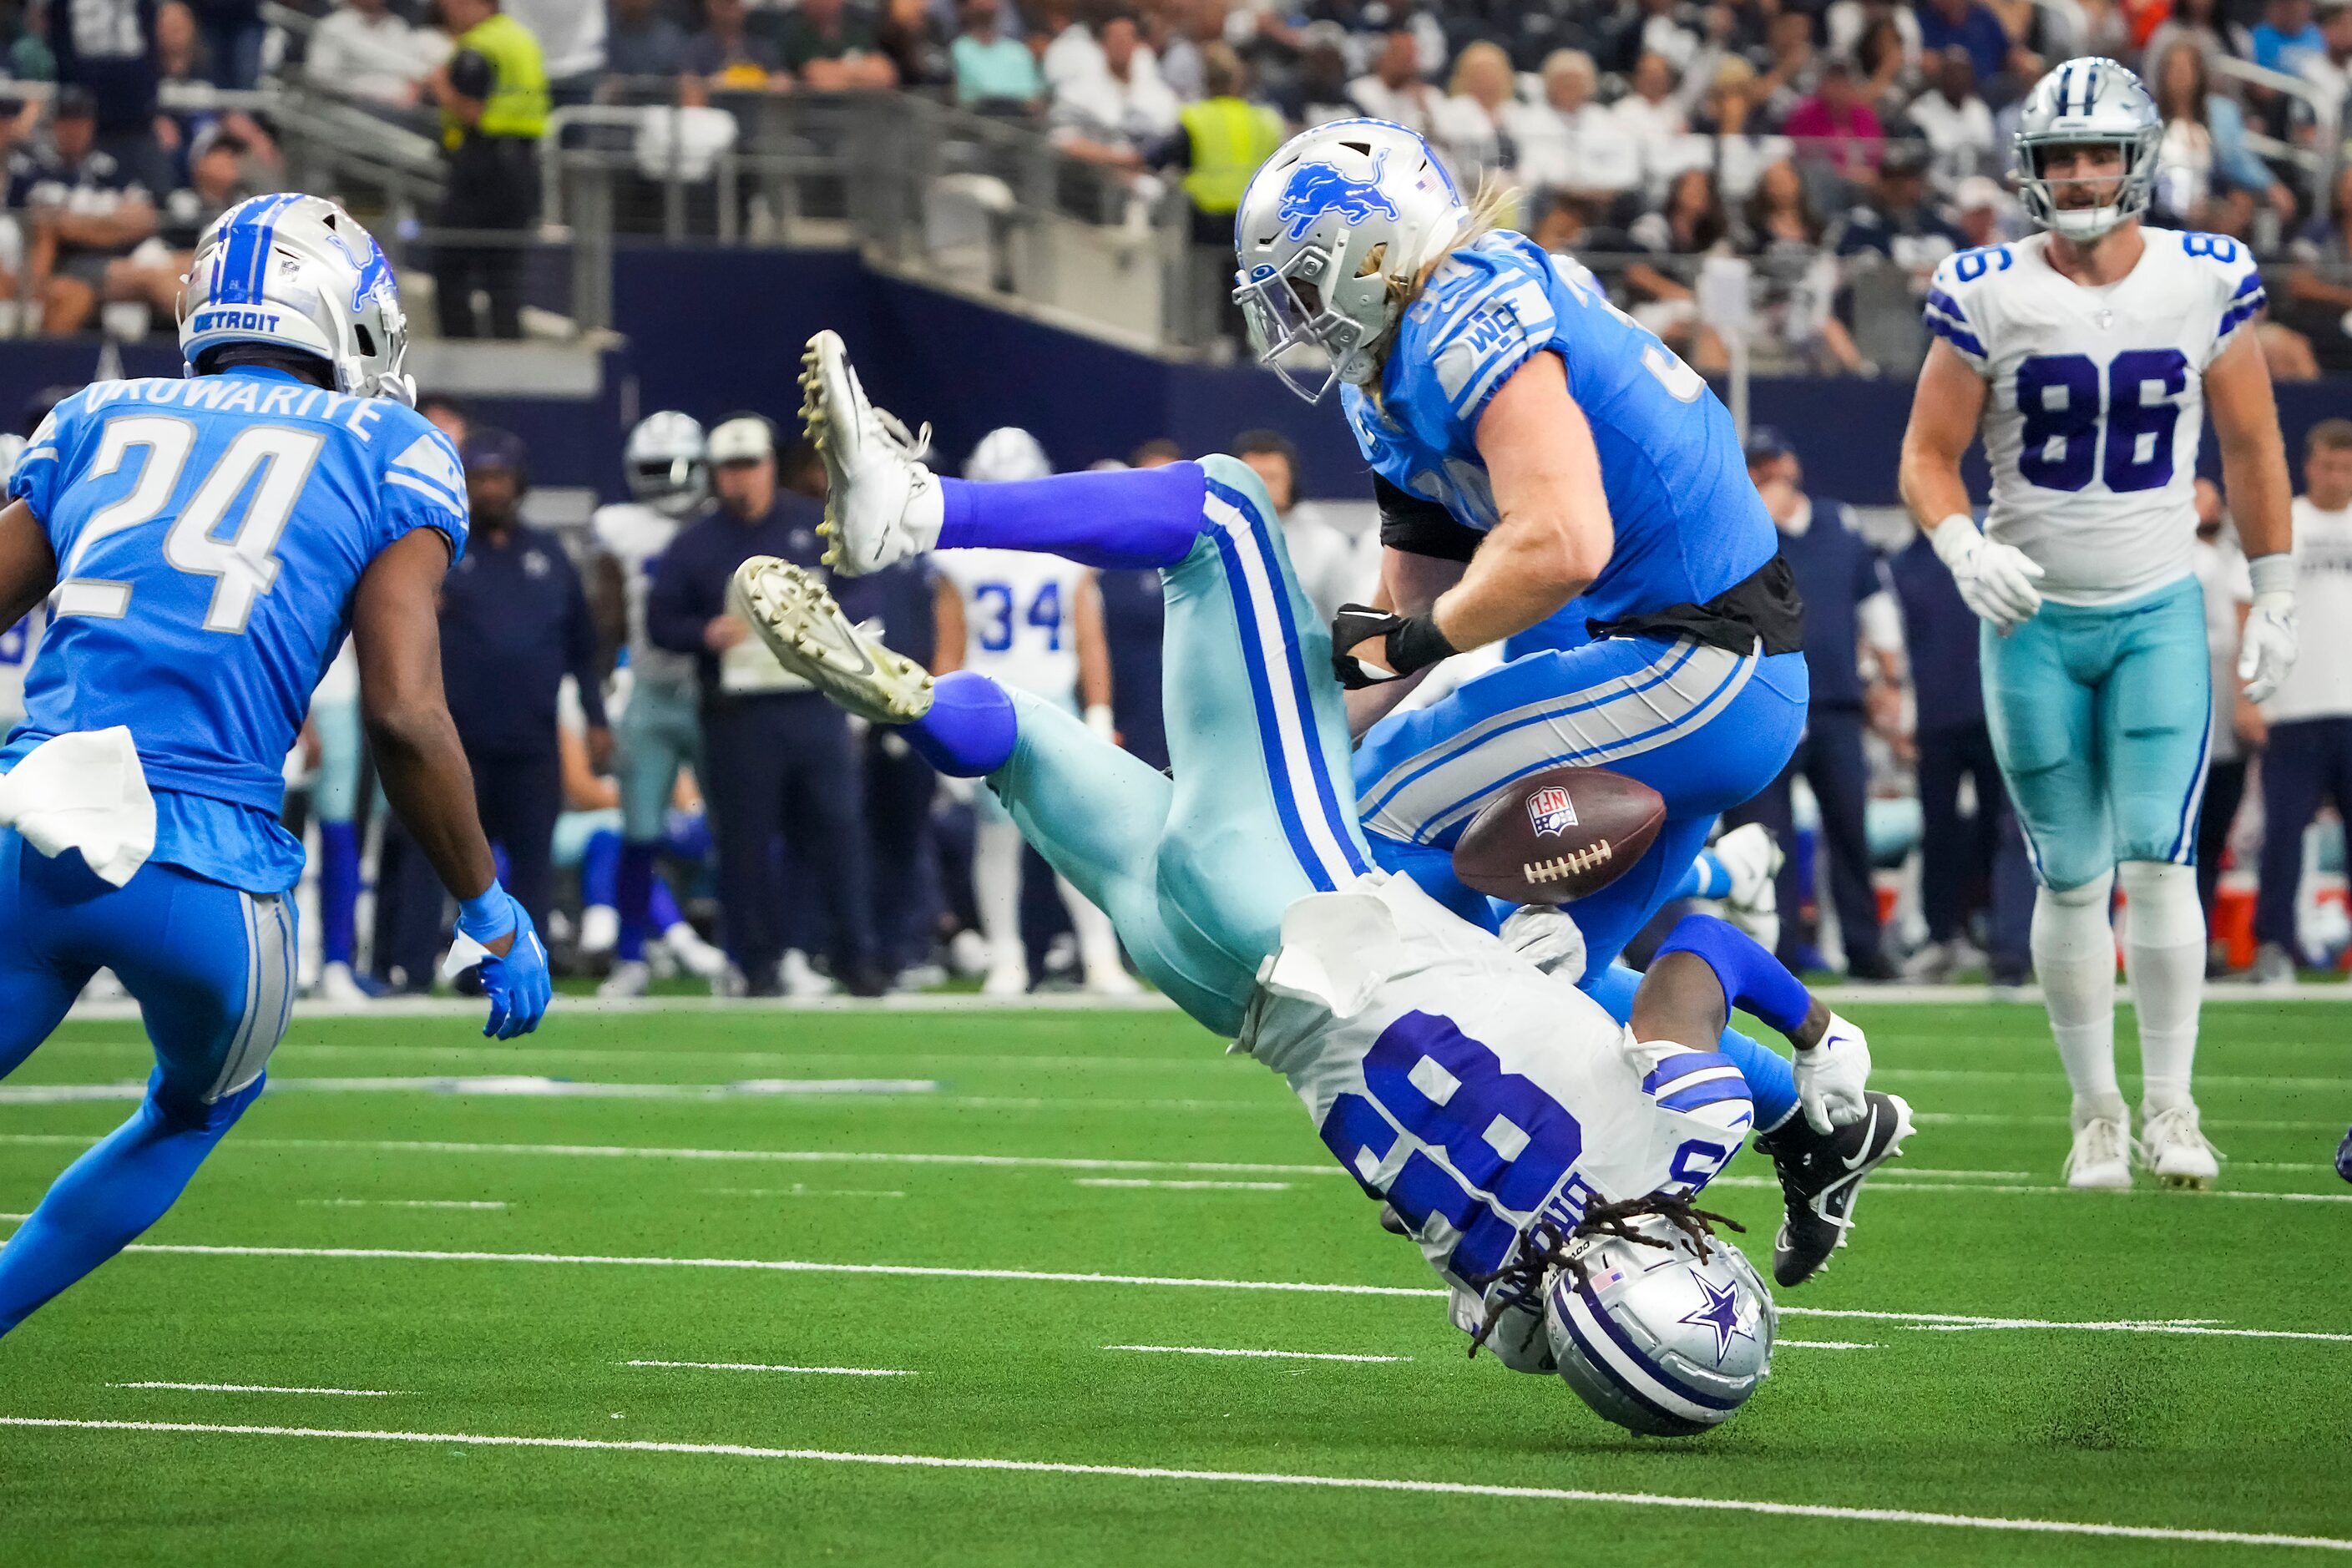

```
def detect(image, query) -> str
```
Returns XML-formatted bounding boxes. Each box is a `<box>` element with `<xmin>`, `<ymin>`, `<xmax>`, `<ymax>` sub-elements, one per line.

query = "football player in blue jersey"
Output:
<box><xmin>802</xmin><ymin>123</ymin><xmax>1897</xmax><ymax>1283</ymax></box>
<box><xmin>0</xmin><ymin>195</ymin><xmax>552</xmax><ymax>1338</ymax></box>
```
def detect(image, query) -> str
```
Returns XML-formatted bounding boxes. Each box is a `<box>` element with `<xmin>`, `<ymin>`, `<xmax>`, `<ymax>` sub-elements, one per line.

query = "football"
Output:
<box><xmin>1449</xmin><ymin>765</ymin><xmax>1667</xmax><ymax>905</ymax></box>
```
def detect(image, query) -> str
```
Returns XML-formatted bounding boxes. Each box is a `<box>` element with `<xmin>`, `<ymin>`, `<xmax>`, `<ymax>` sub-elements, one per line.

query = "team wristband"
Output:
<box><xmin>2247</xmin><ymin>553</ymin><xmax>2295</xmax><ymax>598</ymax></box>
<box><xmin>457</xmin><ymin>882</ymin><xmax>515</xmax><ymax>941</ymax></box>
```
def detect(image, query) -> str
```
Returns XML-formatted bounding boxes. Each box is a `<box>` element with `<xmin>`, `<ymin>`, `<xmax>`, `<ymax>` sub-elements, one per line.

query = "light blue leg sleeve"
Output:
<box><xmin>1581</xmin><ymin>961</ymin><xmax>1799</xmax><ymax>1133</ymax></box>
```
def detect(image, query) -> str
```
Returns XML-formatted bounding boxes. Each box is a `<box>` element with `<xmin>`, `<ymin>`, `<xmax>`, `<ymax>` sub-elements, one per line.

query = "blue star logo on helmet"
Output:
<box><xmin>1277</xmin><ymin>151</ymin><xmax>1398</xmax><ymax>242</ymax></box>
<box><xmin>1677</xmin><ymin>1269</ymin><xmax>1753</xmax><ymax>1364</ymax></box>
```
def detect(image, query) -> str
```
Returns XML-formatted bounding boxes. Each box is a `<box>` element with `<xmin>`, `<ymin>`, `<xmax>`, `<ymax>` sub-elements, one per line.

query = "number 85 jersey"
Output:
<box><xmin>1924</xmin><ymin>228</ymin><xmax>2265</xmax><ymax>605</ymax></box>
<box><xmin>4</xmin><ymin>369</ymin><xmax>469</xmax><ymax>893</ymax></box>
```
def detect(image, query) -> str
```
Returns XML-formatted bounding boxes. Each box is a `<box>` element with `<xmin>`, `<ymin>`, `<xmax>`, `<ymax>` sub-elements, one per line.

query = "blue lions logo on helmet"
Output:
<box><xmin>1277</xmin><ymin>151</ymin><xmax>1398</xmax><ymax>241</ymax></box>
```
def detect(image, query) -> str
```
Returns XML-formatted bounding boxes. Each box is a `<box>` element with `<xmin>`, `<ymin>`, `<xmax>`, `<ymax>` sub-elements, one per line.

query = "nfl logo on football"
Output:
<box><xmin>1525</xmin><ymin>785</ymin><xmax>1577</xmax><ymax>838</ymax></box>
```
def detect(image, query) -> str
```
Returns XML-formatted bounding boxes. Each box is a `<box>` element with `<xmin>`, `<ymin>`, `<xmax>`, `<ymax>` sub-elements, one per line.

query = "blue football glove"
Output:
<box><xmin>450</xmin><ymin>883</ymin><xmax>552</xmax><ymax>1039</ymax></box>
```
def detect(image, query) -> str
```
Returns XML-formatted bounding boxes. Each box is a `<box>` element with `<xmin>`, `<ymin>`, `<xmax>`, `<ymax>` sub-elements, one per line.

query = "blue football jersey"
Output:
<box><xmin>4</xmin><ymin>367</ymin><xmax>469</xmax><ymax>893</ymax></box>
<box><xmin>1338</xmin><ymin>230</ymin><xmax>1775</xmax><ymax>627</ymax></box>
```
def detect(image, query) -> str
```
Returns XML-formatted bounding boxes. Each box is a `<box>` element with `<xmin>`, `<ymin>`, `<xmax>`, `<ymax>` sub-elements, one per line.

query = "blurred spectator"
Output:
<box><xmin>109</xmin><ymin>124</ymin><xmax>248</xmax><ymax>316</ymax></box>
<box><xmin>1626</xmin><ymin>164</ymin><xmax>1732</xmax><ymax>372</ymax></box>
<box><xmin>407</xmin><ymin>429</ymin><xmax>609</xmax><ymax>966</ymax></box>
<box><xmin>877</xmin><ymin>0</ymin><xmax>952</xmax><ymax>94</ymax></box>
<box><xmin>774</xmin><ymin>0</ymin><xmax>898</xmax><ymax>91</ymax></box>
<box><xmin>2282</xmin><ymin>165</ymin><xmax>2352</xmax><ymax>372</ymax></box>
<box><xmin>1432</xmin><ymin>39</ymin><xmax>1520</xmax><ymax>183</ymax></box>
<box><xmin>40</xmin><ymin>0</ymin><xmax>165</xmax><ymax>187</ymax></box>
<box><xmin>951</xmin><ymin>0</ymin><xmax>1043</xmax><ymax>109</ymax></box>
<box><xmin>419</xmin><ymin>392</ymin><xmax>470</xmax><ymax>448</ymax></box>
<box><xmin>2143</xmin><ymin>0</ymin><xmax>2239</xmax><ymax>79</ymax></box>
<box><xmin>1613</xmin><ymin>52</ymin><xmax>1688</xmax><ymax>189</ymax></box>
<box><xmin>1783</xmin><ymin>58</ymin><xmax>1884</xmax><ymax>181</ymax></box>
<box><xmin>1755</xmin><ymin>9</ymin><xmax>1822</xmax><ymax>124</ymax></box>
<box><xmin>1175</xmin><ymin>42</ymin><xmax>1282</xmax><ymax>335</ymax></box>
<box><xmin>1888</xmin><ymin>522</ymin><xmax>2031</xmax><ymax>985</ymax></box>
<box><xmin>1914</xmin><ymin>0</ymin><xmax>2009</xmax><ymax>85</ymax></box>
<box><xmin>1037</xmin><ymin>0</ymin><xmax>1106</xmax><ymax>98</ymax></box>
<box><xmin>2151</xmin><ymin>42</ymin><xmax>2295</xmax><ymax>240</ymax></box>
<box><xmin>2251</xmin><ymin>420</ymin><xmax>2352</xmax><ymax>980</ymax></box>
<box><xmin>1744</xmin><ymin>158</ymin><xmax>1873</xmax><ymax>372</ymax></box>
<box><xmin>1852</xmin><ymin>16</ymin><xmax>1917</xmax><ymax>118</ymax></box>
<box><xmin>1144</xmin><ymin>3</ymin><xmax>1206</xmax><ymax>102</ymax></box>
<box><xmin>2299</xmin><ymin>0</ymin><xmax>2352</xmax><ymax>114</ymax></box>
<box><xmin>1902</xmin><ymin>47</ymin><xmax>1996</xmax><ymax>183</ymax></box>
<box><xmin>1689</xmin><ymin>53</ymin><xmax>1790</xmax><ymax>202</ymax></box>
<box><xmin>1348</xmin><ymin>28</ymin><xmax>1437</xmax><ymax>139</ymax></box>
<box><xmin>2249</xmin><ymin>0</ymin><xmax>2324</xmax><ymax>73</ymax></box>
<box><xmin>1515</xmin><ymin>49</ymin><xmax>1641</xmax><ymax>203</ymax></box>
<box><xmin>1834</xmin><ymin>140</ymin><xmax>1963</xmax><ymax>276</ymax></box>
<box><xmin>1272</xmin><ymin>29</ymin><xmax>1353</xmax><ymax>126</ymax></box>
<box><xmin>1825</xmin><ymin>0</ymin><xmax>1920</xmax><ymax>68</ymax></box>
<box><xmin>156</xmin><ymin>1</ymin><xmax>278</xmax><ymax>172</ymax></box>
<box><xmin>681</xmin><ymin>0</ymin><xmax>784</xmax><ymax>101</ymax></box>
<box><xmin>505</xmin><ymin>0</ymin><xmax>608</xmax><ymax>104</ymax></box>
<box><xmin>1233</xmin><ymin>429</ymin><xmax>1373</xmax><ymax>626</ymax></box>
<box><xmin>603</xmin><ymin>0</ymin><xmax>686</xmax><ymax>91</ymax></box>
<box><xmin>647</xmin><ymin>414</ymin><xmax>887</xmax><ymax>997</ymax></box>
<box><xmin>1634</xmin><ymin>0</ymin><xmax>1706</xmax><ymax>73</ymax></box>
<box><xmin>11</xmin><ymin>4</ymin><xmax>54</xmax><ymax>81</ymax></box>
<box><xmin>2191</xmin><ymin>478</ymin><xmax>2257</xmax><ymax>933</ymax></box>
<box><xmin>1530</xmin><ymin>189</ymin><xmax>1635</xmax><ymax>253</ymax></box>
<box><xmin>187</xmin><ymin>0</ymin><xmax>264</xmax><ymax>89</ymax></box>
<box><xmin>306</xmin><ymin>0</ymin><xmax>448</xmax><ymax>112</ymax></box>
<box><xmin>1727</xmin><ymin>426</ymin><xmax>1901</xmax><ymax>979</ymax></box>
<box><xmin>12</xmin><ymin>88</ymin><xmax>156</xmax><ymax>335</ymax></box>
<box><xmin>1951</xmin><ymin>172</ymin><xmax>2016</xmax><ymax>247</ymax></box>
<box><xmin>1051</xmin><ymin>12</ymin><xmax>1179</xmax><ymax>175</ymax></box>
<box><xmin>429</xmin><ymin>0</ymin><xmax>549</xmax><ymax>339</ymax></box>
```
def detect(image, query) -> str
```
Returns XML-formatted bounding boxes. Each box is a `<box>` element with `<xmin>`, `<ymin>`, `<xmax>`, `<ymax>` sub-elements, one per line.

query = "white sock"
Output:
<box><xmin>974</xmin><ymin>816</ymin><xmax>1025</xmax><ymax>971</ymax></box>
<box><xmin>2032</xmin><ymin>873</ymin><xmax>2124</xmax><ymax>1125</ymax></box>
<box><xmin>2117</xmin><ymin>860</ymin><xmax>2205</xmax><ymax>1114</ymax></box>
<box><xmin>1058</xmin><ymin>874</ymin><xmax>1123</xmax><ymax>974</ymax></box>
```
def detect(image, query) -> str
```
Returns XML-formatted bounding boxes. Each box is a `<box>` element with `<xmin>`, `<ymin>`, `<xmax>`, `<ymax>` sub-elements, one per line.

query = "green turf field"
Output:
<box><xmin>0</xmin><ymin>997</ymin><xmax>2345</xmax><ymax>1565</ymax></box>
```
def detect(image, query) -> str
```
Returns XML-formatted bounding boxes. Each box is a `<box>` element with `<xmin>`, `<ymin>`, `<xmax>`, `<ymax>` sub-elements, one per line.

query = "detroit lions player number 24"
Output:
<box><xmin>0</xmin><ymin>195</ymin><xmax>553</xmax><ymax>1337</ymax></box>
<box><xmin>1898</xmin><ymin>59</ymin><xmax>2299</xmax><ymax>1193</ymax></box>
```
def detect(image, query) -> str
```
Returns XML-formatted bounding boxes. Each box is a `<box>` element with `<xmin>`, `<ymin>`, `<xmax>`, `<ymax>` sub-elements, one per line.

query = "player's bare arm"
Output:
<box><xmin>1899</xmin><ymin>338</ymin><xmax>2044</xmax><ymax>628</ymax></box>
<box><xmin>930</xmin><ymin>574</ymin><xmax>966</xmax><ymax>675</ymax></box>
<box><xmin>2205</xmin><ymin>330</ymin><xmax>2299</xmax><ymax>702</ymax></box>
<box><xmin>0</xmin><ymin>498</ymin><xmax>57</xmax><ymax>629</ymax></box>
<box><xmin>1074</xmin><ymin>571</ymin><xmax>1112</xmax><ymax>720</ymax></box>
<box><xmin>350</xmin><ymin>527</ymin><xmax>509</xmax><ymax>953</ymax></box>
<box><xmin>1446</xmin><ymin>352</ymin><xmax>1613</xmax><ymax>648</ymax></box>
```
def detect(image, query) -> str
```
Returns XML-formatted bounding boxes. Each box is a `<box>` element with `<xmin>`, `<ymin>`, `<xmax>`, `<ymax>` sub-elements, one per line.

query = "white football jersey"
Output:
<box><xmin>1926</xmin><ymin>228</ymin><xmax>2266</xmax><ymax>605</ymax></box>
<box><xmin>933</xmin><ymin>549</ymin><xmax>1091</xmax><ymax>701</ymax></box>
<box><xmin>593</xmin><ymin>502</ymin><xmax>697</xmax><ymax>690</ymax></box>
<box><xmin>1239</xmin><ymin>875</ymin><xmax>1753</xmax><ymax>1295</ymax></box>
<box><xmin>0</xmin><ymin>604</ymin><xmax>43</xmax><ymax>726</ymax></box>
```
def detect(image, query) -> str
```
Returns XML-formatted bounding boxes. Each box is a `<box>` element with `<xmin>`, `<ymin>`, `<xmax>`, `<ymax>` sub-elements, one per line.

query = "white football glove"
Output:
<box><xmin>1500</xmin><ymin>903</ymin><xmax>1587</xmax><ymax>985</ymax></box>
<box><xmin>1793</xmin><ymin>1010</ymin><xmax>1872</xmax><ymax>1135</ymax></box>
<box><xmin>2237</xmin><ymin>557</ymin><xmax>2297</xmax><ymax>706</ymax></box>
<box><xmin>1930</xmin><ymin>514</ymin><xmax>2044</xmax><ymax>630</ymax></box>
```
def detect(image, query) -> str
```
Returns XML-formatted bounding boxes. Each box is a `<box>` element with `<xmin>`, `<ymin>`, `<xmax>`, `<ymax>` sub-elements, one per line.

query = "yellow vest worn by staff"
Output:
<box><xmin>1181</xmin><ymin>97</ymin><xmax>1286</xmax><ymax>215</ymax></box>
<box><xmin>442</xmin><ymin>12</ymin><xmax>550</xmax><ymax>150</ymax></box>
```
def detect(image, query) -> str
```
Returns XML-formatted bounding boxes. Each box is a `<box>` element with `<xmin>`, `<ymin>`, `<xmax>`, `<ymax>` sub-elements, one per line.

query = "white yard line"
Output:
<box><xmin>109</xmin><ymin>1383</ymin><xmax>399</xmax><ymax>1397</ymax></box>
<box><xmin>297</xmin><ymin>1200</ymin><xmax>508</xmax><ymax>1211</ymax></box>
<box><xmin>1777</xmin><ymin>1341</ymin><xmax>1880</xmax><ymax>1350</ymax></box>
<box><xmin>1911</xmin><ymin>1112</ymin><xmax>2343</xmax><ymax>1132</ymax></box>
<box><xmin>1075</xmin><ymin>1179</ymin><xmax>1293</xmax><ymax>1191</ymax></box>
<box><xmin>1707</xmin><ymin>1174</ymin><xmax>2352</xmax><ymax>1205</ymax></box>
<box><xmin>1</xmin><ymin>1417</ymin><xmax>2343</xmax><ymax>1552</ymax></box>
<box><xmin>296</xmin><ymin>1212</ymin><xmax>508</xmax><ymax>1222</ymax></box>
<box><xmin>622</xmin><ymin>1361</ymin><xmax>913</xmax><ymax>1377</ymax></box>
<box><xmin>0</xmin><ymin>1077</ymin><xmax>939</xmax><ymax>1105</ymax></box>
<box><xmin>1869</xmin><ymin>1168</ymin><xmax>2033</xmax><ymax>1181</ymax></box>
<box><xmin>701</xmin><ymin>1186</ymin><xmax>909</xmax><ymax>1200</ymax></box>
<box><xmin>105</xmin><ymin>1242</ymin><xmax>2352</xmax><ymax>1342</ymax></box>
<box><xmin>1105</xmin><ymin>1345</ymin><xmax>1408</xmax><ymax>1363</ymax></box>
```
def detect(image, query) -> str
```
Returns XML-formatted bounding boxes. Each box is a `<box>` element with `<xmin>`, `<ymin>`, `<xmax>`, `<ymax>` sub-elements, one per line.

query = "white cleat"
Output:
<box><xmin>1711</xmin><ymin>822</ymin><xmax>1783</xmax><ymax>953</ymax></box>
<box><xmin>2064</xmin><ymin>1115</ymin><xmax>2135</xmax><ymax>1191</ymax></box>
<box><xmin>982</xmin><ymin>955</ymin><xmax>1030</xmax><ymax>997</ymax></box>
<box><xmin>781</xmin><ymin>949</ymin><xmax>838</xmax><ymax>999</ymax></box>
<box><xmin>662</xmin><ymin>921</ymin><xmax>730</xmax><ymax>982</ymax></box>
<box><xmin>577</xmin><ymin>903</ymin><xmax>619</xmax><ymax>957</ymax></box>
<box><xmin>1083</xmin><ymin>960</ymin><xmax>1142</xmax><ymax>997</ymax></box>
<box><xmin>318</xmin><ymin>961</ymin><xmax>372</xmax><ymax>1004</ymax></box>
<box><xmin>2142</xmin><ymin>1104</ymin><xmax>2222</xmax><ymax>1190</ymax></box>
<box><xmin>597</xmin><ymin>959</ymin><xmax>651</xmax><ymax>999</ymax></box>
<box><xmin>800</xmin><ymin>329</ymin><xmax>943</xmax><ymax>575</ymax></box>
<box><xmin>730</xmin><ymin>557</ymin><xmax>934</xmax><ymax>724</ymax></box>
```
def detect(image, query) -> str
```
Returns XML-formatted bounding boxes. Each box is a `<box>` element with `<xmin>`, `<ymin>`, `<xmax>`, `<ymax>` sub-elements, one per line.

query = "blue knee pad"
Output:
<box><xmin>906</xmin><ymin>671</ymin><xmax>1019</xmax><ymax>777</ymax></box>
<box><xmin>1580</xmin><ymin>962</ymin><xmax>1798</xmax><ymax>1133</ymax></box>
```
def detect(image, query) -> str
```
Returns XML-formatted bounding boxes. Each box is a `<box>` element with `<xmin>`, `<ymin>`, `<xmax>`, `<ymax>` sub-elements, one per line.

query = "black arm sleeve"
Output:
<box><xmin>1374</xmin><ymin>474</ymin><xmax>1482</xmax><ymax>563</ymax></box>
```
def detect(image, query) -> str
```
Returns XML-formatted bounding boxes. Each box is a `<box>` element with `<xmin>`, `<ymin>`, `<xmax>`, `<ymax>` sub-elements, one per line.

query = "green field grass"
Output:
<box><xmin>0</xmin><ymin>998</ymin><xmax>2345</xmax><ymax>1565</ymax></box>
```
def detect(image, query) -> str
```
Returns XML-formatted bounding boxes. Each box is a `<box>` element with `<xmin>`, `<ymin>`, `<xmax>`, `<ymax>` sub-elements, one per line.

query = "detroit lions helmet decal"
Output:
<box><xmin>1277</xmin><ymin>150</ymin><xmax>1399</xmax><ymax>241</ymax></box>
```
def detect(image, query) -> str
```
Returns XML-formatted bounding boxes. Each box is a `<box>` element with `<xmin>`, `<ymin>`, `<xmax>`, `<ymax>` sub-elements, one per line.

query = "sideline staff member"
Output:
<box><xmin>429</xmin><ymin>0</ymin><xmax>547</xmax><ymax>339</ymax></box>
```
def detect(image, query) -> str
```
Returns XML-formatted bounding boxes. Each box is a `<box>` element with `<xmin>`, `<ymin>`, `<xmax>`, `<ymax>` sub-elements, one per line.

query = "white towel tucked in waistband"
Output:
<box><xmin>0</xmin><ymin>727</ymin><xmax>157</xmax><ymax>887</ymax></box>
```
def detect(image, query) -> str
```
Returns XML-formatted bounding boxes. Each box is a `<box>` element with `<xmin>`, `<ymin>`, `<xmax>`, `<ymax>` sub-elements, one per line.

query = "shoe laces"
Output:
<box><xmin>2065</xmin><ymin>1116</ymin><xmax>2135</xmax><ymax>1177</ymax></box>
<box><xmin>2142</xmin><ymin>1105</ymin><xmax>2222</xmax><ymax>1161</ymax></box>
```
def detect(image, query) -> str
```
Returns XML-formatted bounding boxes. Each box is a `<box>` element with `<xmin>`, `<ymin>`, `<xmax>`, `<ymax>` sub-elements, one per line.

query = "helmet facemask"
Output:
<box><xmin>2018</xmin><ymin>134</ymin><xmax>2157</xmax><ymax>242</ymax></box>
<box><xmin>1232</xmin><ymin>241</ymin><xmax>1390</xmax><ymax>403</ymax></box>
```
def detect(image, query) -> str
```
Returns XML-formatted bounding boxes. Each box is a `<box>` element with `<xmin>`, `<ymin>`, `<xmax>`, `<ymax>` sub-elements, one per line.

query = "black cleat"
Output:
<box><xmin>1752</xmin><ymin>1091</ymin><xmax>1914</xmax><ymax>1287</ymax></box>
